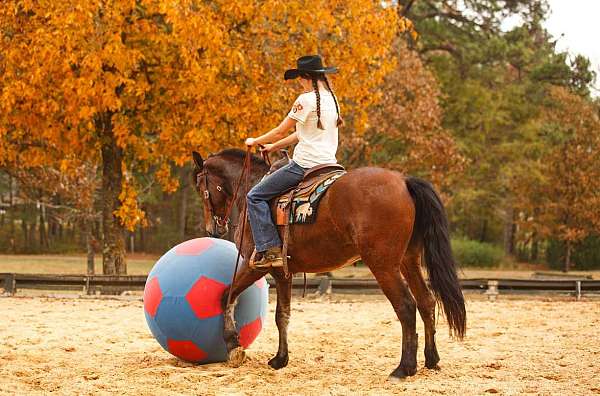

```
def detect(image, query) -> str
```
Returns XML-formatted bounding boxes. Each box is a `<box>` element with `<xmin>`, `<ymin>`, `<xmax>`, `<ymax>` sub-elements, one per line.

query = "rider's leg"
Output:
<box><xmin>247</xmin><ymin>161</ymin><xmax>306</xmax><ymax>266</ymax></box>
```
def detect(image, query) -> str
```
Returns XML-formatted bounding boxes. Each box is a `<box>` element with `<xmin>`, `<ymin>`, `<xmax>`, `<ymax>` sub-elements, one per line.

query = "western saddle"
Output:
<box><xmin>271</xmin><ymin>161</ymin><xmax>346</xmax><ymax>276</ymax></box>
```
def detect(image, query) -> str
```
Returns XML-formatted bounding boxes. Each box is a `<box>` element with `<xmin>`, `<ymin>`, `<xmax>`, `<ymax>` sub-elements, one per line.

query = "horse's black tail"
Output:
<box><xmin>405</xmin><ymin>176</ymin><xmax>466</xmax><ymax>339</ymax></box>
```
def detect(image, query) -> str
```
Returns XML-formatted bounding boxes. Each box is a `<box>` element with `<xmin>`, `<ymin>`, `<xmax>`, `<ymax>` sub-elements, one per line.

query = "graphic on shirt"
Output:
<box><xmin>292</xmin><ymin>103</ymin><xmax>303</xmax><ymax>113</ymax></box>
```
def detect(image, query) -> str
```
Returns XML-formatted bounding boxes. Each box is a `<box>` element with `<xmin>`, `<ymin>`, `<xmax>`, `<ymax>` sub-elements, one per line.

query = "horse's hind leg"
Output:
<box><xmin>400</xmin><ymin>248</ymin><xmax>440</xmax><ymax>369</ymax></box>
<box><xmin>365</xmin><ymin>253</ymin><xmax>418</xmax><ymax>380</ymax></box>
<box><xmin>268</xmin><ymin>269</ymin><xmax>292</xmax><ymax>369</ymax></box>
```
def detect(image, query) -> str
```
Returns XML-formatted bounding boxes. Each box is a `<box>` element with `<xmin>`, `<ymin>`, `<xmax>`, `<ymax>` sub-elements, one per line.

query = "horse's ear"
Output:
<box><xmin>192</xmin><ymin>151</ymin><xmax>204</xmax><ymax>170</ymax></box>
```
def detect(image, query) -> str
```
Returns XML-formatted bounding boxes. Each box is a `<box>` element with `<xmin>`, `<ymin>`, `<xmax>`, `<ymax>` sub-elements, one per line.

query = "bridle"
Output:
<box><xmin>198</xmin><ymin>147</ymin><xmax>271</xmax><ymax>237</ymax></box>
<box><xmin>198</xmin><ymin>170</ymin><xmax>233</xmax><ymax>236</ymax></box>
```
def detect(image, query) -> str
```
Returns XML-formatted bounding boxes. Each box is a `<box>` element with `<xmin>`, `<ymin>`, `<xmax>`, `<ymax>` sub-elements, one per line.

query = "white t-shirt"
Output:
<box><xmin>287</xmin><ymin>90</ymin><xmax>339</xmax><ymax>168</ymax></box>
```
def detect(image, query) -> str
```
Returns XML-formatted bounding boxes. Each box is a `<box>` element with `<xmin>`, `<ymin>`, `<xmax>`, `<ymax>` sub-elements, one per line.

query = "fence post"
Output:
<box><xmin>575</xmin><ymin>280</ymin><xmax>581</xmax><ymax>301</ymax></box>
<box><xmin>317</xmin><ymin>277</ymin><xmax>332</xmax><ymax>295</ymax></box>
<box><xmin>3</xmin><ymin>274</ymin><xmax>16</xmax><ymax>296</ymax></box>
<box><xmin>83</xmin><ymin>276</ymin><xmax>90</xmax><ymax>295</ymax></box>
<box><xmin>485</xmin><ymin>280</ymin><xmax>499</xmax><ymax>301</ymax></box>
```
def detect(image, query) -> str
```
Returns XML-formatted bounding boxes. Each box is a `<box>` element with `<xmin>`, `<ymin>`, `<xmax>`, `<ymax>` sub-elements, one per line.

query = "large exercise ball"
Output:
<box><xmin>143</xmin><ymin>237</ymin><xmax>269</xmax><ymax>364</ymax></box>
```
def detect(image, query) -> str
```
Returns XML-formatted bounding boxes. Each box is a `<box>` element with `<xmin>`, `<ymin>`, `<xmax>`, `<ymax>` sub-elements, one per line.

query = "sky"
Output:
<box><xmin>544</xmin><ymin>0</ymin><xmax>600</xmax><ymax>95</ymax></box>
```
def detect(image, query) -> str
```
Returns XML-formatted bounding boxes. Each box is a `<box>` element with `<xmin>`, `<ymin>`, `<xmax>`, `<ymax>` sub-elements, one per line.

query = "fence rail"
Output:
<box><xmin>1</xmin><ymin>273</ymin><xmax>600</xmax><ymax>299</ymax></box>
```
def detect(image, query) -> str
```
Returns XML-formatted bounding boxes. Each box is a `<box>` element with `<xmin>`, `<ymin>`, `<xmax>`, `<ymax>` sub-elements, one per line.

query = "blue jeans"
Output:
<box><xmin>247</xmin><ymin>161</ymin><xmax>307</xmax><ymax>252</ymax></box>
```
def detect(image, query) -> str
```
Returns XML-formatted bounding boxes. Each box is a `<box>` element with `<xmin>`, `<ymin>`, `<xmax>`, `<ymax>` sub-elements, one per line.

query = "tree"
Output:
<box><xmin>1</xmin><ymin>1</ymin><xmax>401</xmax><ymax>273</ymax></box>
<box><xmin>358</xmin><ymin>39</ymin><xmax>463</xmax><ymax>192</ymax></box>
<box><xmin>402</xmin><ymin>0</ymin><xmax>597</xmax><ymax>252</ymax></box>
<box><xmin>513</xmin><ymin>86</ymin><xmax>600</xmax><ymax>271</ymax></box>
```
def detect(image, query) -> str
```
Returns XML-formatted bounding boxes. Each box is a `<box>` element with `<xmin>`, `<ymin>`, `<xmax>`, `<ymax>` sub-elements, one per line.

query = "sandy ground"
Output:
<box><xmin>0</xmin><ymin>294</ymin><xmax>599</xmax><ymax>396</ymax></box>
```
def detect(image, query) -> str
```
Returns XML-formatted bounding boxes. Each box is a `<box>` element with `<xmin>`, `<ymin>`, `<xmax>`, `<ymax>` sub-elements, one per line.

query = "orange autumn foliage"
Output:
<box><xmin>1</xmin><ymin>0</ymin><xmax>403</xmax><ymax>232</ymax></box>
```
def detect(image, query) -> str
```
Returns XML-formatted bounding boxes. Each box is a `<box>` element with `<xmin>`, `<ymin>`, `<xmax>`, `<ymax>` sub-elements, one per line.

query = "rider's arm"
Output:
<box><xmin>270</xmin><ymin>131</ymin><xmax>299</xmax><ymax>151</ymax></box>
<box><xmin>252</xmin><ymin>117</ymin><xmax>296</xmax><ymax>145</ymax></box>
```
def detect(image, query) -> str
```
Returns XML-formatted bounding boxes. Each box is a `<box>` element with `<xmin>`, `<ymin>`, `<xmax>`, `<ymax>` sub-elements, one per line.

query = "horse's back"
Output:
<box><xmin>286</xmin><ymin>167</ymin><xmax>416</xmax><ymax>272</ymax></box>
<box><xmin>326</xmin><ymin>167</ymin><xmax>415</xmax><ymax>226</ymax></box>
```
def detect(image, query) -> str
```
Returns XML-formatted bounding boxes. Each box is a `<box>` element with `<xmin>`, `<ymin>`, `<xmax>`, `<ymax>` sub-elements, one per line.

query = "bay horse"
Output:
<box><xmin>192</xmin><ymin>148</ymin><xmax>466</xmax><ymax>380</ymax></box>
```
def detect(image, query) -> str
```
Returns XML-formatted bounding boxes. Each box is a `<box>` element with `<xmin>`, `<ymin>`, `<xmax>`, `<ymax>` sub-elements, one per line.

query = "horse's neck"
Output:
<box><xmin>231</xmin><ymin>168</ymin><xmax>266</xmax><ymax>222</ymax></box>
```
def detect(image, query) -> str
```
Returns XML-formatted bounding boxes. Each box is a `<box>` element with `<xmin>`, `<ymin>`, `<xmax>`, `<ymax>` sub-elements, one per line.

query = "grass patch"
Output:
<box><xmin>451</xmin><ymin>238</ymin><xmax>505</xmax><ymax>268</ymax></box>
<box><xmin>0</xmin><ymin>254</ymin><xmax>157</xmax><ymax>275</ymax></box>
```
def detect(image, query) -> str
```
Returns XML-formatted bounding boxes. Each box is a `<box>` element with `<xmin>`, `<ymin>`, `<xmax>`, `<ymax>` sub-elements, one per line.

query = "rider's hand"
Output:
<box><xmin>245</xmin><ymin>137</ymin><xmax>257</xmax><ymax>147</ymax></box>
<box><xmin>260</xmin><ymin>143</ymin><xmax>275</xmax><ymax>153</ymax></box>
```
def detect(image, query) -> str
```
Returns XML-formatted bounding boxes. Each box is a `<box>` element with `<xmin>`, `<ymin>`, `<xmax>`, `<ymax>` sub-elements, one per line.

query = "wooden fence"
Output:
<box><xmin>1</xmin><ymin>273</ymin><xmax>599</xmax><ymax>299</ymax></box>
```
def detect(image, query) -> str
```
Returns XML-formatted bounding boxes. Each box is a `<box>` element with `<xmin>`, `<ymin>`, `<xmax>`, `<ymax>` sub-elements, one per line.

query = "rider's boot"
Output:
<box><xmin>251</xmin><ymin>247</ymin><xmax>284</xmax><ymax>269</ymax></box>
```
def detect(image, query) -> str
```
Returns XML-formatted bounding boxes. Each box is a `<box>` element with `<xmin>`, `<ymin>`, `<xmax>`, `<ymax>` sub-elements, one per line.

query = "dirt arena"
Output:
<box><xmin>1</xmin><ymin>294</ymin><xmax>598</xmax><ymax>395</ymax></box>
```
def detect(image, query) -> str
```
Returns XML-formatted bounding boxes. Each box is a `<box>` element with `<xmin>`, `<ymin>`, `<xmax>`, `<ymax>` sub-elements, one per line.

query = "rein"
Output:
<box><xmin>226</xmin><ymin>148</ymin><xmax>253</xmax><ymax>307</ymax></box>
<box><xmin>224</xmin><ymin>146</ymin><xmax>270</xmax><ymax>307</ymax></box>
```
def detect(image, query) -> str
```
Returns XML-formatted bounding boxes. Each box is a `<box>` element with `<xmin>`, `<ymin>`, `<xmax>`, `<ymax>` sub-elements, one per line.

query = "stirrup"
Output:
<box><xmin>249</xmin><ymin>249</ymin><xmax>284</xmax><ymax>269</ymax></box>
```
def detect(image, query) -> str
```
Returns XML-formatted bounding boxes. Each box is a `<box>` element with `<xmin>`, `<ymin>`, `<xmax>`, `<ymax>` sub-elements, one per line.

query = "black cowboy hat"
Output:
<box><xmin>284</xmin><ymin>55</ymin><xmax>338</xmax><ymax>80</ymax></box>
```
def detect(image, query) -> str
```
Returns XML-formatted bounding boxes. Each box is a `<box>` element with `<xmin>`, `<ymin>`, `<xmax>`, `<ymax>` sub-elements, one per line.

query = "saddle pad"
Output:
<box><xmin>276</xmin><ymin>171</ymin><xmax>345</xmax><ymax>225</ymax></box>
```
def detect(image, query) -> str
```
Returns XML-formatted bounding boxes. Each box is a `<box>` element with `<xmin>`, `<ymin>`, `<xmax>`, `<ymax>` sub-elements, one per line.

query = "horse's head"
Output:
<box><xmin>192</xmin><ymin>151</ymin><xmax>234</xmax><ymax>238</ymax></box>
<box><xmin>192</xmin><ymin>149</ymin><xmax>272</xmax><ymax>238</ymax></box>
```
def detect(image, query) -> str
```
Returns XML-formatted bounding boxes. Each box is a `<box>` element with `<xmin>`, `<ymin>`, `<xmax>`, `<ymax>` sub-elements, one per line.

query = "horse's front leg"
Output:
<box><xmin>269</xmin><ymin>269</ymin><xmax>292</xmax><ymax>369</ymax></box>
<box><xmin>221</xmin><ymin>259</ymin><xmax>268</xmax><ymax>367</ymax></box>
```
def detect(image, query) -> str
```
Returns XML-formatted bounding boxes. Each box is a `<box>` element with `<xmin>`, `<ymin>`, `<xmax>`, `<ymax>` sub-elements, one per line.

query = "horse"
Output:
<box><xmin>192</xmin><ymin>148</ymin><xmax>466</xmax><ymax>381</ymax></box>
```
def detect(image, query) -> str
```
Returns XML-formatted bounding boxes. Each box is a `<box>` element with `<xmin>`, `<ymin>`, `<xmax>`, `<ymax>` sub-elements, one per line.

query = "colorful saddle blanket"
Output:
<box><xmin>275</xmin><ymin>170</ymin><xmax>345</xmax><ymax>225</ymax></box>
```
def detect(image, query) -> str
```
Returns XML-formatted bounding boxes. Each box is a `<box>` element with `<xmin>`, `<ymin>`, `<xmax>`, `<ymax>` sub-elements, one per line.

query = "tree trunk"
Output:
<box><xmin>85</xmin><ymin>218</ymin><xmax>95</xmax><ymax>275</ymax></box>
<box><xmin>503</xmin><ymin>205</ymin><xmax>515</xmax><ymax>255</ymax></box>
<box><xmin>530</xmin><ymin>232</ymin><xmax>539</xmax><ymax>262</ymax></box>
<box><xmin>29</xmin><ymin>205</ymin><xmax>37</xmax><ymax>250</ymax></box>
<box><xmin>97</xmin><ymin>111</ymin><xmax>127</xmax><ymax>275</ymax></box>
<box><xmin>178</xmin><ymin>167</ymin><xmax>189</xmax><ymax>240</ymax></box>
<box><xmin>564</xmin><ymin>240</ymin><xmax>572</xmax><ymax>273</ymax></box>
<box><xmin>479</xmin><ymin>219</ymin><xmax>488</xmax><ymax>242</ymax></box>
<box><xmin>9</xmin><ymin>175</ymin><xmax>16</xmax><ymax>253</ymax></box>
<box><xmin>21</xmin><ymin>217</ymin><xmax>28</xmax><ymax>253</ymax></box>
<box><xmin>38</xmin><ymin>201</ymin><xmax>49</xmax><ymax>249</ymax></box>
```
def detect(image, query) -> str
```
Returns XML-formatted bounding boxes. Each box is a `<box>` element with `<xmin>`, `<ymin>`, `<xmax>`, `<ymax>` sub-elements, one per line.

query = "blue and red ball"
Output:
<box><xmin>143</xmin><ymin>238</ymin><xmax>268</xmax><ymax>363</ymax></box>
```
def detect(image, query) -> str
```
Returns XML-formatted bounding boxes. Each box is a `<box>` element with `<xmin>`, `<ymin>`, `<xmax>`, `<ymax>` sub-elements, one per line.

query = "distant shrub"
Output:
<box><xmin>546</xmin><ymin>236</ymin><xmax>600</xmax><ymax>270</ymax></box>
<box><xmin>451</xmin><ymin>238</ymin><xmax>504</xmax><ymax>268</ymax></box>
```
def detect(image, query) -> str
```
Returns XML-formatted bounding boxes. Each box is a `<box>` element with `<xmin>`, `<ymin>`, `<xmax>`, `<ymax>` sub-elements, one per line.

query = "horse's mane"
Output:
<box><xmin>211</xmin><ymin>148</ymin><xmax>268</xmax><ymax>168</ymax></box>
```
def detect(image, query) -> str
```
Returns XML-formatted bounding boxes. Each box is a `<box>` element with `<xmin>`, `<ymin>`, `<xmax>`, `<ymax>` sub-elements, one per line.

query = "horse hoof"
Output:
<box><xmin>425</xmin><ymin>349</ymin><xmax>440</xmax><ymax>370</ymax></box>
<box><xmin>388</xmin><ymin>366</ymin><xmax>417</xmax><ymax>381</ymax></box>
<box><xmin>425</xmin><ymin>362</ymin><xmax>441</xmax><ymax>370</ymax></box>
<box><xmin>227</xmin><ymin>347</ymin><xmax>246</xmax><ymax>367</ymax></box>
<box><xmin>268</xmin><ymin>354</ymin><xmax>289</xmax><ymax>370</ymax></box>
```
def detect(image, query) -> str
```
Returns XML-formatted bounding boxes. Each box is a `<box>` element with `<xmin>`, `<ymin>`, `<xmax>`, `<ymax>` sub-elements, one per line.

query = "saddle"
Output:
<box><xmin>271</xmin><ymin>163</ymin><xmax>346</xmax><ymax>276</ymax></box>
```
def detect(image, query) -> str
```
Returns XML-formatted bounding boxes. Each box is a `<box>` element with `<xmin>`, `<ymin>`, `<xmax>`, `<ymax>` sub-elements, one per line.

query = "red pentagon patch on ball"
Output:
<box><xmin>185</xmin><ymin>276</ymin><xmax>228</xmax><ymax>319</ymax></box>
<box><xmin>144</xmin><ymin>276</ymin><xmax>163</xmax><ymax>318</ymax></box>
<box><xmin>167</xmin><ymin>339</ymin><xmax>208</xmax><ymax>362</ymax></box>
<box><xmin>175</xmin><ymin>238</ymin><xmax>214</xmax><ymax>256</ymax></box>
<box><xmin>239</xmin><ymin>317</ymin><xmax>262</xmax><ymax>348</ymax></box>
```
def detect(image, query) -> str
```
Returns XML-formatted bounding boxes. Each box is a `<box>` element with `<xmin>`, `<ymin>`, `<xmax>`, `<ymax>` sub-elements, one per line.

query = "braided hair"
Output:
<box><xmin>311</xmin><ymin>78</ymin><xmax>325</xmax><ymax>130</ymax></box>
<box><xmin>301</xmin><ymin>72</ymin><xmax>343</xmax><ymax>130</ymax></box>
<box><xmin>324</xmin><ymin>76</ymin><xmax>344</xmax><ymax>127</ymax></box>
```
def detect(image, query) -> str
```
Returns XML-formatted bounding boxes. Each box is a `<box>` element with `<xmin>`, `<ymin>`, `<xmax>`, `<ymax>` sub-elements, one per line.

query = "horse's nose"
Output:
<box><xmin>216</xmin><ymin>224</ymin><xmax>229</xmax><ymax>238</ymax></box>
